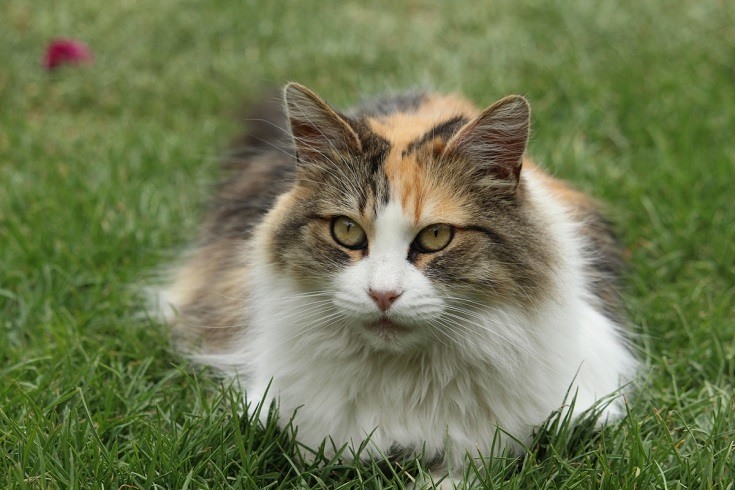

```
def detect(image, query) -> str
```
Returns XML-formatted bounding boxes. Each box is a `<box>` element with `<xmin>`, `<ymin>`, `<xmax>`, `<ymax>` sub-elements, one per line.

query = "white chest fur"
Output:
<box><xmin>236</xmin><ymin>263</ymin><xmax>635</xmax><ymax>470</ymax></box>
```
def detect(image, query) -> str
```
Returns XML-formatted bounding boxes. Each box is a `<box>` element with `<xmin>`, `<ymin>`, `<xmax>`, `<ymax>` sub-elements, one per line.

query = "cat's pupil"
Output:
<box><xmin>414</xmin><ymin>223</ymin><xmax>454</xmax><ymax>253</ymax></box>
<box><xmin>330</xmin><ymin>216</ymin><xmax>367</xmax><ymax>250</ymax></box>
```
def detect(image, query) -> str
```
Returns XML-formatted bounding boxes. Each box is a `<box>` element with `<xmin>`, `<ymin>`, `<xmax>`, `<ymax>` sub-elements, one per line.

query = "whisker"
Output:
<box><xmin>241</xmin><ymin>117</ymin><xmax>293</xmax><ymax>138</ymax></box>
<box><xmin>270</xmin><ymin>309</ymin><xmax>348</xmax><ymax>347</ymax></box>
<box><xmin>235</xmin><ymin>133</ymin><xmax>295</xmax><ymax>160</ymax></box>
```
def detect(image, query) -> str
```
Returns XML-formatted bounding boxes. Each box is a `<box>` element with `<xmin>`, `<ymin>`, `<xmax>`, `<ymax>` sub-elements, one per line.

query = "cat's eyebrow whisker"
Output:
<box><xmin>290</xmin><ymin>129</ymin><xmax>365</xmax><ymax>195</ymax></box>
<box><xmin>286</xmin><ymin>129</ymin><xmax>347</xmax><ymax>173</ymax></box>
<box><xmin>292</xmin><ymin>135</ymin><xmax>335</xmax><ymax>162</ymax></box>
<box><xmin>291</xmin><ymin>177</ymin><xmax>330</xmax><ymax>187</ymax></box>
<box><xmin>294</xmin><ymin>107</ymin><xmax>343</xmax><ymax>156</ymax></box>
<box><xmin>241</xmin><ymin>117</ymin><xmax>294</xmax><ymax>138</ymax></box>
<box><xmin>233</xmin><ymin>134</ymin><xmax>295</xmax><ymax>160</ymax></box>
<box><xmin>291</xmin><ymin>131</ymin><xmax>336</xmax><ymax>162</ymax></box>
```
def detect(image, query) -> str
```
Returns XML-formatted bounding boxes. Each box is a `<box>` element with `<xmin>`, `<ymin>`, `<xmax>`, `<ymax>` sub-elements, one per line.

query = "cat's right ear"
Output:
<box><xmin>284</xmin><ymin>83</ymin><xmax>361</xmax><ymax>165</ymax></box>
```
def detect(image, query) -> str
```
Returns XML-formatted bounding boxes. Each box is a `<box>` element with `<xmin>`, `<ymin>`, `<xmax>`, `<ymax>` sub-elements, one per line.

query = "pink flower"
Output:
<box><xmin>43</xmin><ymin>39</ymin><xmax>94</xmax><ymax>71</ymax></box>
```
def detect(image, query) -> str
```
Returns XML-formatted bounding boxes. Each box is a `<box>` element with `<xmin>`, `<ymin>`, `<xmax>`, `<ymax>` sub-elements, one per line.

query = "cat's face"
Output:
<box><xmin>264</xmin><ymin>84</ymin><xmax>553</xmax><ymax>352</ymax></box>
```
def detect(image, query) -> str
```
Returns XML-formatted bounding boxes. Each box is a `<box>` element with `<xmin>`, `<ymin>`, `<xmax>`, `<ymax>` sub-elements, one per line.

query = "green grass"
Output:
<box><xmin>2</xmin><ymin>0</ymin><xmax>734</xmax><ymax>487</ymax></box>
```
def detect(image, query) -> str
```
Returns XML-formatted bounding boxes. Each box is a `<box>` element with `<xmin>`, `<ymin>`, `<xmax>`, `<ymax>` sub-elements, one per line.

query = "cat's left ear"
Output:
<box><xmin>443</xmin><ymin>95</ymin><xmax>530</xmax><ymax>186</ymax></box>
<box><xmin>284</xmin><ymin>82</ymin><xmax>362</xmax><ymax>165</ymax></box>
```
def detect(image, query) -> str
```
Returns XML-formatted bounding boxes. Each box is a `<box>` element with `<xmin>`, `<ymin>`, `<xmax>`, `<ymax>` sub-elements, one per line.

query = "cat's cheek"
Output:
<box><xmin>265</xmin><ymin>203</ymin><xmax>362</xmax><ymax>280</ymax></box>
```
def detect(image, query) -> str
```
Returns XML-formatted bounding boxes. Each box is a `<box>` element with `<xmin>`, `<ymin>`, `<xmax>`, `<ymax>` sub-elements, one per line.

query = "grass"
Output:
<box><xmin>1</xmin><ymin>0</ymin><xmax>734</xmax><ymax>487</ymax></box>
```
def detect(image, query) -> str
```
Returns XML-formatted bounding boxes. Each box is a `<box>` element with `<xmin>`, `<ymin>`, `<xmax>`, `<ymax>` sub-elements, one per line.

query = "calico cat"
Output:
<box><xmin>158</xmin><ymin>83</ymin><xmax>637</xmax><ymax>484</ymax></box>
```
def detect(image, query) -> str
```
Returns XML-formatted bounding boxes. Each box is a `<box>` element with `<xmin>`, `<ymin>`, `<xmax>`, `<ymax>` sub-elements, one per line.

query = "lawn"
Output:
<box><xmin>1</xmin><ymin>0</ymin><xmax>734</xmax><ymax>488</ymax></box>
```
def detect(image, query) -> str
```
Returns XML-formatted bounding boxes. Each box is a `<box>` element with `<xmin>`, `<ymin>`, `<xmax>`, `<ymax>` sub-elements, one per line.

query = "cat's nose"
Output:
<box><xmin>368</xmin><ymin>288</ymin><xmax>402</xmax><ymax>312</ymax></box>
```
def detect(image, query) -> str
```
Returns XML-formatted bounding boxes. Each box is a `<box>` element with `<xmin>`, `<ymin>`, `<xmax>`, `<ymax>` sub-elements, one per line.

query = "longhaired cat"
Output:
<box><xmin>157</xmin><ymin>83</ymin><xmax>637</xmax><ymax>484</ymax></box>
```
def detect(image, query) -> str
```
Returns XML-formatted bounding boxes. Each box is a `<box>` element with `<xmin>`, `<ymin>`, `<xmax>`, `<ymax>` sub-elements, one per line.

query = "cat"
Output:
<box><xmin>156</xmin><ymin>82</ymin><xmax>637</xmax><ymax>486</ymax></box>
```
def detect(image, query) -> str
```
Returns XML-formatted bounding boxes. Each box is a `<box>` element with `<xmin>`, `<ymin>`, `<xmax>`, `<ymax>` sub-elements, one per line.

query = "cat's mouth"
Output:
<box><xmin>365</xmin><ymin>317</ymin><xmax>412</xmax><ymax>334</ymax></box>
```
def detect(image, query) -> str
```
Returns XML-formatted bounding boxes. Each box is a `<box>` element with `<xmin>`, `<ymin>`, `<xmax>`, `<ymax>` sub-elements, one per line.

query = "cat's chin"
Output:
<box><xmin>360</xmin><ymin>317</ymin><xmax>419</xmax><ymax>352</ymax></box>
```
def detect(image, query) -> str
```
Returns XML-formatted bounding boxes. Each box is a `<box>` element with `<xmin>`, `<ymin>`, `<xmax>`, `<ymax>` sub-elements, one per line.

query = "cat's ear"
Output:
<box><xmin>443</xmin><ymin>95</ymin><xmax>530</xmax><ymax>186</ymax></box>
<box><xmin>284</xmin><ymin>83</ymin><xmax>361</xmax><ymax>165</ymax></box>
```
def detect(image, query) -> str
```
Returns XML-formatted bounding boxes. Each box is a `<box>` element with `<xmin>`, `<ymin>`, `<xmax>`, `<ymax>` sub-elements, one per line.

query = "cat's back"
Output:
<box><xmin>205</xmin><ymin>95</ymin><xmax>296</xmax><ymax>242</ymax></box>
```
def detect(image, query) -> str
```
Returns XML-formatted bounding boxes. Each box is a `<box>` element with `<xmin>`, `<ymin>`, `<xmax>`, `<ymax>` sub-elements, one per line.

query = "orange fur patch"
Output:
<box><xmin>367</xmin><ymin>94</ymin><xmax>478</xmax><ymax>225</ymax></box>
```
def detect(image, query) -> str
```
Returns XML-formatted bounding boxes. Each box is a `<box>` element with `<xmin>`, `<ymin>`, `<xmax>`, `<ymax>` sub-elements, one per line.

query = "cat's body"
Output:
<box><xmin>159</xmin><ymin>84</ymin><xmax>636</xmax><ymax>480</ymax></box>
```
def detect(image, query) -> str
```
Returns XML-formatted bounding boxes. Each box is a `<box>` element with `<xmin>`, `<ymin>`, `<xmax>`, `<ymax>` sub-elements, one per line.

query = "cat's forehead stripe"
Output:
<box><xmin>364</xmin><ymin>93</ymin><xmax>477</xmax><ymax>224</ymax></box>
<box><xmin>384</xmin><ymin>149</ymin><xmax>425</xmax><ymax>223</ymax></box>
<box><xmin>379</xmin><ymin>144</ymin><xmax>470</xmax><ymax>226</ymax></box>
<box><xmin>402</xmin><ymin>116</ymin><xmax>470</xmax><ymax>157</ymax></box>
<box><xmin>366</xmin><ymin>93</ymin><xmax>477</xmax><ymax>146</ymax></box>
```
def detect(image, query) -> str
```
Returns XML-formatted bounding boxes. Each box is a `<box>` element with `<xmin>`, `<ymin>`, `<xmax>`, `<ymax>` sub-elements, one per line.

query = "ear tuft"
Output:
<box><xmin>443</xmin><ymin>95</ymin><xmax>530</xmax><ymax>185</ymax></box>
<box><xmin>284</xmin><ymin>83</ymin><xmax>361</xmax><ymax>165</ymax></box>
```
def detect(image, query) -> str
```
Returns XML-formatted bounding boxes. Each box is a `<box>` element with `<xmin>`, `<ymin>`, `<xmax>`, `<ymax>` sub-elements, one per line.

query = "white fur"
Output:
<box><xmin>175</xmin><ymin>170</ymin><xmax>637</xmax><ymax>478</ymax></box>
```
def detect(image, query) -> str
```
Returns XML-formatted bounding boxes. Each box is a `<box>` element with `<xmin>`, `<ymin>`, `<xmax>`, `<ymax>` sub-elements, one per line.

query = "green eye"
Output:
<box><xmin>413</xmin><ymin>224</ymin><xmax>454</xmax><ymax>253</ymax></box>
<box><xmin>330</xmin><ymin>216</ymin><xmax>367</xmax><ymax>250</ymax></box>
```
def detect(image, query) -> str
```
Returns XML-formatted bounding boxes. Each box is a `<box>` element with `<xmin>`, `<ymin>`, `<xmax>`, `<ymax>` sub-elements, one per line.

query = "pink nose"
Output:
<box><xmin>369</xmin><ymin>289</ymin><xmax>402</xmax><ymax>312</ymax></box>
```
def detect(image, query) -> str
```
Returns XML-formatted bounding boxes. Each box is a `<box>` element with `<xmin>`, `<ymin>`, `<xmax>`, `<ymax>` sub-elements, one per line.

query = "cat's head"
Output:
<box><xmin>262</xmin><ymin>83</ymin><xmax>553</xmax><ymax>353</ymax></box>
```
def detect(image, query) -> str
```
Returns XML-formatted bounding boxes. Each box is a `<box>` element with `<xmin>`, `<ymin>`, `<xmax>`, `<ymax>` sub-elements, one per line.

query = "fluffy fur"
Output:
<box><xmin>158</xmin><ymin>83</ymin><xmax>637</xmax><ymax>481</ymax></box>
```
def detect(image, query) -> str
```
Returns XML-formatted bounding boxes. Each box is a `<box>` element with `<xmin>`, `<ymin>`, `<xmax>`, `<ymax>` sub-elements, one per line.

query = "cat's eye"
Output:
<box><xmin>413</xmin><ymin>224</ymin><xmax>454</xmax><ymax>253</ymax></box>
<box><xmin>330</xmin><ymin>216</ymin><xmax>368</xmax><ymax>250</ymax></box>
